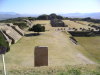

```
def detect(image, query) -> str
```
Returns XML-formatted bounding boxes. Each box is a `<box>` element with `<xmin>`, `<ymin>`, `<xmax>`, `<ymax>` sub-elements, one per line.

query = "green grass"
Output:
<box><xmin>0</xmin><ymin>20</ymin><xmax>100</xmax><ymax>75</ymax></box>
<box><xmin>0</xmin><ymin>20</ymin><xmax>98</xmax><ymax>73</ymax></box>
<box><xmin>0</xmin><ymin>65</ymin><xmax>100</xmax><ymax>75</ymax></box>
<box><xmin>1</xmin><ymin>31</ymin><xmax>96</xmax><ymax>68</ymax></box>
<box><xmin>75</xmin><ymin>36</ymin><xmax>100</xmax><ymax>63</ymax></box>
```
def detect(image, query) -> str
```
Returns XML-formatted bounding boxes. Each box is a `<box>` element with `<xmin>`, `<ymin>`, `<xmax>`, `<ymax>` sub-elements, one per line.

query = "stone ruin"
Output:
<box><xmin>69</xmin><ymin>36</ymin><xmax>78</xmax><ymax>45</ymax></box>
<box><xmin>50</xmin><ymin>19</ymin><xmax>66</xmax><ymax>27</ymax></box>
<box><xmin>34</xmin><ymin>46</ymin><xmax>48</xmax><ymax>67</ymax></box>
<box><xmin>0</xmin><ymin>23</ymin><xmax>24</xmax><ymax>45</ymax></box>
<box><xmin>23</xmin><ymin>19</ymin><xmax>32</xmax><ymax>27</ymax></box>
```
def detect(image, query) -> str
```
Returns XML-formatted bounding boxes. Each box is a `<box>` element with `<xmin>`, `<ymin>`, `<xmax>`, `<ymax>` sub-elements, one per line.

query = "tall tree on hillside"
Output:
<box><xmin>49</xmin><ymin>13</ymin><xmax>57</xmax><ymax>19</ymax></box>
<box><xmin>28</xmin><ymin>17</ymin><xmax>35</xmax><ymax>20</ymax></box>
<box><xmin>37</xmin><ymin>14</ymin><xmax>49</xmax><ymax>20</ymax></box>
<box><xmin>57</xmin><ymin>15</ymin><xmax>64</xmax><ymax>19</ymax></box>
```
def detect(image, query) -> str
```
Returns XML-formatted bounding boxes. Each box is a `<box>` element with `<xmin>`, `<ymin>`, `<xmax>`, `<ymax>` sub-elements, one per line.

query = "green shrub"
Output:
<box><xmin>67</xmin><ymin>69</ymin><xmax>81</xmax><ymax>75</ymax></box>
<box><xmin>29</xmin><ymin>24</ymin><xmax>45</xmax><ymax>34</ymax></box>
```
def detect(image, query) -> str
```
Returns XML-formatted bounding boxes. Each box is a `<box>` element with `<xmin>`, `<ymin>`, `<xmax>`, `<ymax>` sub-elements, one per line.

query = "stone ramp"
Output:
<box><xmin>0</xmin><ymin>30</ymin><xmax>12</xmax><ymax>46</ymax></box>
<box><xmin>3</xmin><ymin>28</ymin><xmax>22</xmax><ymax>44</ymax></box>
<box><xmin>11</xmin><ymin>25</ymin><xmax>24</xmax><ymax>36</ymax></box>
<box><xmin>0</xmin><ymin>23</ymin><xmax>24</xmax><ymax>44</ymax></box>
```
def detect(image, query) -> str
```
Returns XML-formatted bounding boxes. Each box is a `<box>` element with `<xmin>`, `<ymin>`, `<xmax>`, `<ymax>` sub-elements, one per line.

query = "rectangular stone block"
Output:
<box><xmin>34</xmin><ymin>46</ymin><xmax>48</xmax><ymax>67</ymax></box>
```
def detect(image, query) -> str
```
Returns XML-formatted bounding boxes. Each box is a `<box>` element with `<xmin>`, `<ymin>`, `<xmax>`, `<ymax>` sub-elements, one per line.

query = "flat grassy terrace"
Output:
<box><xmin>75</xmin><ymin>36</ymin><xmax>100</xmax><ymax>64</ymax></box>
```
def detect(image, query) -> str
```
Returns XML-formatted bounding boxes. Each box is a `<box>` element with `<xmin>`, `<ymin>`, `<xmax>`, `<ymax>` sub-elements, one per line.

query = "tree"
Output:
<box><xmin>37</xmin><ymin>14</ymin><xmax>49</xmax><ymax>20</ymax></box>
<box><xmin>29</xmin><ymin>24</ymin><xmax>45</xmax><ymax>34</ymax></box>
<box><xmin>56</xmin><ymin>15</ymin><xmax>64</xmax><ymax>19</ymax></box>
<box><xmin>28</xmin><ymin>17</ymin><xmax>35</xmax><ymax>20</ymax></box>
<box><xmin>82</xmin><ymin>17</ymin><xmax>91</xmax><ymax>21</ymax></box>
<box><xmin>49</xmin><ymin>13</ymin><xmax>57</xmax><ymax>19</ymax></box>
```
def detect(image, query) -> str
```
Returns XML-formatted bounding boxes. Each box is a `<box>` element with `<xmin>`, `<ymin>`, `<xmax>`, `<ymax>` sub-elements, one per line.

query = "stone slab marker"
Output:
<box><xmin>34</xmin><ymin>46</ymin><xmax>48</xmax><ymax>67</ymax></box>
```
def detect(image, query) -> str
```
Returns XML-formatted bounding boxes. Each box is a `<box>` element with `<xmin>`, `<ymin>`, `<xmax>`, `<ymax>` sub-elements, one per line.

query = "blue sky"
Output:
<box><xmin>0</xmin><ymin>0</ymin><xmax>100</xmax><ymax>14</ymax></box>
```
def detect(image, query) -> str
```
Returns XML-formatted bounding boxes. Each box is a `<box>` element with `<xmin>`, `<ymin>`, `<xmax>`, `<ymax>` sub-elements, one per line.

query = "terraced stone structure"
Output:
<box><xmin>51</xmin><ymin>19</ymin><xmax>66</xmax><ymax>27</ymax></box>
<box><xmin>23</xmin><ymin>19</ymin><xmax>32</xmax><ymax>27</ymax></box>
<box><xmin>0</xmin><ymin>23</ymin><xmax>24</xmax><ymax>45</ymax></box>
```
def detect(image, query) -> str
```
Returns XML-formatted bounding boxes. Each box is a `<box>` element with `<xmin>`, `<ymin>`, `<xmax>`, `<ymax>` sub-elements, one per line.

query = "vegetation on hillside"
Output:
<box><xmin>0</xmin><ymin>33</ymin><xmax>10</xmax><ymax>52</ymax></box>
<box><xmin>37</xmin><ymin>13</ymin><xmax>64</xmax><ymax>20</ymax></box>
<box><xmin>0</xmin><ymin>13</ymin><xmax>100</xmax><ymax>24</ymax></box>
<box><xmin>67</xmin><ymin>17</ymin><xmax>100</xmax><ymax>23</ymax></box>
<box><xmin>0</xmin><ymin>17</ymin><xmax>35</xmax><ymax>23</ymax></box>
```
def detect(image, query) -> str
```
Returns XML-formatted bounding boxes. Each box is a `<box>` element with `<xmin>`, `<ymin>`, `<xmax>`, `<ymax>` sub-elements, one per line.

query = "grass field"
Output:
<box><xmin>1</xmin><ymin>31</ymin><xmax>95</xmax><ymax>67</ymax></box>
<box><xmin>0</xmin><ymin>64</ymin><xmax>99</xmax><ymax>75</ymax></box>
<box><xmin>63</xmin><ymin>20</ymin><xmax>93</xmax><ymax>30</ymax></box>
<box><xmin>0</xmin><ymin>20</ymin><xmax>100</xmax><ymax>75</ymax></box>
<box><xmin>76</xmin><ymin>21</ymin><xmax>100</xmax><ymax>26</ymax></box>
<box><xmin>75</xmin><ymin>36</ymin><xmax>100</xmax><ymax>63</ymax></box>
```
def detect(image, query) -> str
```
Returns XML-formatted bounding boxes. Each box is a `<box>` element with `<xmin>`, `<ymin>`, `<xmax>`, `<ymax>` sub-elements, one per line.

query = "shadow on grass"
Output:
<box><xmin>24</xmin><ymin>33</ymin><xmax>40</xmax><ymax>37</ymax></box>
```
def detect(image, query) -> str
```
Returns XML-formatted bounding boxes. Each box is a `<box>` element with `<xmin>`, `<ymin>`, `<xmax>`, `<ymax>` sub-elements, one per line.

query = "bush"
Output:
<box><xmin>29</xmin><ymin>24</ymin><xmax>45</xmax><ymax>34</ymax></box>
<box><xmin>37</xmin><ymin>15</ymin><xmax>49</xmax><ymax>20</ymax></box>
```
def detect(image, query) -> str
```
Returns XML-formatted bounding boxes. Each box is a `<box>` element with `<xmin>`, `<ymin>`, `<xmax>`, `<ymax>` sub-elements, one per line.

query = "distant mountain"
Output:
<box><xmin>0</xmin><ymin>12</ymin><xmax>19</xmax><ymax>15</ymax></box>
<box><xmin>0</xmin><ymin>12</ymin><xmax>39</xmax><ymax>20</ymax></box>
<box><xmin>0</xmin><ymin>12</ymin><xmax>21</xmax><ymax>20</ymax></box>
<box><xmin>0</xmin><ymin>12</ymin><xmax>100</xmax><ymax>20</ymax></box>
<box><xmin>60</xmin><ymin>12</ymin><xmax>100</xmax><ymax>19</ymax></box>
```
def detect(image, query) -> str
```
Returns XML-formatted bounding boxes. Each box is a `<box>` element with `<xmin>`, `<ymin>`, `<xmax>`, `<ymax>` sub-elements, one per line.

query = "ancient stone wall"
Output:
<box><xmin>0</xmin><ymin>30</ymin><xmax>12</xmax><ymax>46</ymax></box>
<box><xmin>0</xmin><ymin>23</ymin><xmax>24</xmax><ymax>44</ymax></box>
<box><xmin>23</xmin><ymin>19</ymin><xmax>32</xmax><ymax>27</ymax></box>
<box><xmin>51</xmin><ymin>19</ymin><xmax>66</xmax><ymax>27</ymax></box>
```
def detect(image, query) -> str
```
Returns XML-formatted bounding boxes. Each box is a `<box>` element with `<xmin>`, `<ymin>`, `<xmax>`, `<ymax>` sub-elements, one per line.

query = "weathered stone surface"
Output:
<box><xmin>0</xmin><ymin>23</ymin><xmax>24</xmax><ymax>44</ymax></box>
<box><xmin>0</xmin><ymin>30</ymin><xmax>12</xmax><ymax>46</ymax></box>
<box><xmin>11</xmin><ymin>26</ymin><xmax>24</xmax><ymax>36</ymax></box>
<box><xmin>23</xmin><ymin>19</ymin><xmax>32</xmax><ymax>27</ymax></box>
<box><xmin>3</xmin><ymin>29</ymin><xmax>22</xmax><ymax>44</ymax></box>
<box><xmin>34</xmin><ymin>46</ymin><xmax>48</xmax><ymax>67</ymax></box>
<box><xmin>51</xmin><ymin>19</ymin><xmax>66</xmax><ymax>27</ymax></box>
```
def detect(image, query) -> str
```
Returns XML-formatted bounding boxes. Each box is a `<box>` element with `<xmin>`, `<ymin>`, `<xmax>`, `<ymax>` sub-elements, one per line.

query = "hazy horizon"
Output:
<box><xmin>0</xmin><ymin>0</ymin><xmax>100</xmax><ymax>14</ymax></box>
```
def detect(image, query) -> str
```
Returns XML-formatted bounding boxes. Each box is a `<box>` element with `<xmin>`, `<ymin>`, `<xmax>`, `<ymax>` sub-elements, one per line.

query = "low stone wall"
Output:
<box><xmin>51</xmin><ymin>19</ymin><xmax>66</xmax><ymax>27</ymax></box>
<box><xmin>68</xmin><ymin>31</ymin><xmax>95</xmax><ymax>36</ymax></box>
<box><xmin>69</xmin><ymin>36</ymin><xmax>78</xmax><ymax>45</ymax></box>
<box><xmin>0</xmin><ymin>30</ymin><xmax>12</xmax><ymax>46</ymax></box>
<box><xmin>11</xmin><ymin>26</ymin><xmax>24</xmax><ymax>36</ymax></box>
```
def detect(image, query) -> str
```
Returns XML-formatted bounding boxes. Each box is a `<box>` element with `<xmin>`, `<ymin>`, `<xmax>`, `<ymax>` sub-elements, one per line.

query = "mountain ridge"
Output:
<box><xmin>0</xmin><ymin>12</ymin><xmax>100</xmax><ymax>20</ymax></box>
